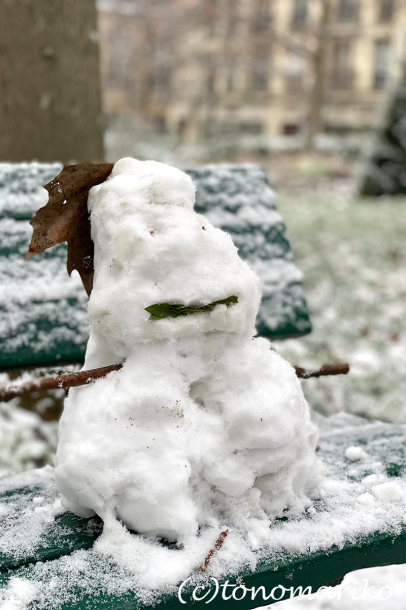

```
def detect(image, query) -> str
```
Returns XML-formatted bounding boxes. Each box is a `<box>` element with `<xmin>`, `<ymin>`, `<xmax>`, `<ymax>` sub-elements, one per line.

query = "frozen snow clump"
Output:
<box><xmin>55</xmin><ymin>158</ymin><xmax>321</xmax><ymax>541</ymax></box>
<box><xmin>345</xmin><ymin>446</ymin><xmax>367</xmax><ymax>462</ymax></box>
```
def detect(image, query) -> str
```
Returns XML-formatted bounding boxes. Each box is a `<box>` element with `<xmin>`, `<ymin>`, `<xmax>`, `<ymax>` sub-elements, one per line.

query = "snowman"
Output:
<box><xmin>55</xmin><ymin>158</ymin><xmax>320</xmax><ymax>542</ymax></box>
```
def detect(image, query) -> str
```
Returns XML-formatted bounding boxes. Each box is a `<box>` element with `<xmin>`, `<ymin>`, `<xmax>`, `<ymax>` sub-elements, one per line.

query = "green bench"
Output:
<box><xmin>1</xmin><ymin>163</ymin><xmax>406</xmax><ymax>608</ymax></box>
<box><xmin>0</xmin><ymin>163</ymin><xmax>311</xmax><ymax>371</ymax></box>
<box><xmin>2</xmin><ymin>414</ymin><xmax>406</xmax><ymax>608</ymax></box>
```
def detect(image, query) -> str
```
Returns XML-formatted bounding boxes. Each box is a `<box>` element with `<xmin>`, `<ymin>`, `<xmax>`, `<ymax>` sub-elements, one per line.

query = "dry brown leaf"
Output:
<box><xmin>26</xmin><ymin>162</ymin><xmax>113</xmax><ymax>296</ymax></box>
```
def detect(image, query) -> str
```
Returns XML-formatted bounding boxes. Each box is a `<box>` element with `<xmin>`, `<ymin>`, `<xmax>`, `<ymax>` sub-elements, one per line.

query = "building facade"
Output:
<box><xmin>98</xmin><ymin>0</ymin><xmax>406</xmax><ymax>142</ymax></box>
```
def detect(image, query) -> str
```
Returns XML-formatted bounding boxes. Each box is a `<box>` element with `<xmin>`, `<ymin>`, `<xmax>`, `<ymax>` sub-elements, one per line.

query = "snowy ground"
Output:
<box><xmin>274</xmin><ymin>174</ymin><xmax>406</xmax><ymax>424</ymax></box>
<box><xmin>1</xmin><ymin>154</ymin><xmax>406</xmax><ymax>607</ymax></box>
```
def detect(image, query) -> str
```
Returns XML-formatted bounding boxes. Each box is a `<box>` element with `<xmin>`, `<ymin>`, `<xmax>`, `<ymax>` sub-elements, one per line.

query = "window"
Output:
<box><xmin>331</xmin><ymin>41</ymin><xmax>353</xmax><ymax>89</ymax></box>
<box><xmin>250</xmin><ymin>48</ymin><xmax>270</xmax><ymax>91</ymax></box>
<box><xmin>204</xmin><ymin>122</ymin><xmax>263</xmax><ymax>137</ymax></box>
<box><xmin>291</xmin><ymin>0</ymin><xmax>308</xmax><ymax>30</ymax></box>
<box><xmin>337</xmin><ymin>0</ymin><xmax>359</xmax><ymax>22</ymax></box>
<box><xmin>379</xmin><ymin>0</ymin><xmax>395</xmax><ymax>22</ymax></box>
<box><xmin>374</xmin><ymin>39</ymin><xmax>391</xmax><ymax>89</ymax></box>
<box><xmin>283</xmin><ymin>124</ymin><xmax>300</xmax><ymax>136</ymax></box>
<box><xmin>251</xmin><ymin>0</ymin><xmax>272</xmax><ymax>33</ymax></box>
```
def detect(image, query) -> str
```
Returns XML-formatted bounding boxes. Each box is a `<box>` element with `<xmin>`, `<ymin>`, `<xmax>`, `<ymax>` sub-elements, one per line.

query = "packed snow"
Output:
<box><xmin>54</xmin><ymin>158</ymin><xmax>320</xmax><ymax>542</ymax></box>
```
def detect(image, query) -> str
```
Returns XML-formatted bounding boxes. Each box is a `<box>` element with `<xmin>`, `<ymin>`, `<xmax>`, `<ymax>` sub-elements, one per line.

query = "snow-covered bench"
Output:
<box><xmin>1</xmin><ymin>163</ymin><xmax>406</xmax><ymax>608</ymax></box>
<box><xmin>2</xmin><ymin>415</ymin><xmax>406</xmax><ymax>608</ymax></box>
<box><xmin>0</xmin><ymin>163</ymin><xmax>311</xmax><ymax>371</ymax></box>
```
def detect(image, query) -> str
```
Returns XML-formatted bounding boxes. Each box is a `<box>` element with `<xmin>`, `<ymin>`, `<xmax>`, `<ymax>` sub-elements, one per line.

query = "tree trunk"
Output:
<box><xmin>305</xmin><ymin>0</ymin><xmax>332</xmax><ymax>151</ymax></box>
<box><xmin>0</xmin><ymin>0</ymin><xmax>104</xmax><ymax>162</ymax></box>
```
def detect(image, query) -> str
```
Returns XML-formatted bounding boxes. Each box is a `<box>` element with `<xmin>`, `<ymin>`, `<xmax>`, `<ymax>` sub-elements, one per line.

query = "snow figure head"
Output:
<box><xmin>55</xmin><ymin>158</ymin><xmax>321</xmax><ymax>547</ymax></box>
<box><xmin>85</xmin><ymin>157</ymin><xmax>261</xmax><ymax>362</ymax></box>
<box><xmin>108</xmin><ymin>158</ymin><xmax>196</xmax><ymax>209</ymax></box>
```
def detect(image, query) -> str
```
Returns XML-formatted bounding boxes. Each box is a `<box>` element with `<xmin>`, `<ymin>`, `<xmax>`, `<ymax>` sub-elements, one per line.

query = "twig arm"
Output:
<box><xmin>0</xmin><ymin>363</ymin><xmax>349</xmax><ymax>403</ymax></box>
<box><xmin>294</xmin><ymin>363</ymin><xmax>350</xmax><ymax>379</ymax></box>
<box><xmin>0</xmin><ymin>364</ymin><xmax>123</xmax><ymax>403</ymax></box>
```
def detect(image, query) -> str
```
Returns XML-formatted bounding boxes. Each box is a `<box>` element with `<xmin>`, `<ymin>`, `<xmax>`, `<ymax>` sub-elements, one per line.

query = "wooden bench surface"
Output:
<box><xmin>0</xmin><ymin>163</ymin><xmax>311</xmax><ymax>371</ymax></box>
<box><xmin>1</xmin><ymin>413</ymin><xmax>406</xmax><ymax>609</ymax></box>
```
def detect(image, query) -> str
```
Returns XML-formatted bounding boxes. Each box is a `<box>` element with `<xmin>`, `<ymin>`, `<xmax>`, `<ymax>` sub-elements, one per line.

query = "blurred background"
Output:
<box><xmin>0</xmin><ymin>0</ymin><xmax>405</xmax><ymax>490</ymax></box>
<box><xmin>1</xmin><ymin>1</ymin><xmax>406</xmax><ymax>607</ymax></box>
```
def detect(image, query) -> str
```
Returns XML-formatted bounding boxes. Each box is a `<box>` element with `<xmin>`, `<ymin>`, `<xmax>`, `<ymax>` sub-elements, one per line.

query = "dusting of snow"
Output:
<box><xmin>0</xmin><ymin>466</ymin><xmax>64</xmax><ymax>562</ymax></box>
<box><xmin>0</xmin><ymin>163</ymin><xmax>61</xmax><ymax>218</ymax></box>
<box><xmin>276</xmin><ymin>190</ymin><xmax>406</xmax><ymax>424</ymax></box>
<box><xmin>0</xmin><ymin>163</ymin><xmax>88</xmax><ymax>363</ymax></box>
<box><xmin>1</xmin><ymin>413</ymin><xmax>406</xmax><ymax>608</ymax></box>
<box><xmin>0</xmin><ymin>373</ymin><xmax>60</xmax><ymax>478</ymax></box>
<box><xmin>0</xmin><ymin>578</ymin><xmax>38</xmax><ymax>610</ymax></box>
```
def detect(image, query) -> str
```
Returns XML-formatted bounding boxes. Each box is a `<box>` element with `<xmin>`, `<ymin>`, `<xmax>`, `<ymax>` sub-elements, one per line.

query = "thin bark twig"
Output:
<box><xmin>200</xmin><ymin>529</ymin><xmax>229</xmax><ymax>574</ymax></box>
<box><xmin>0</xmin><ymin>363</ymin><xmax>349</xmax><ymax>403</ymax></box>
<box><xmin>0</xmin><ymin>364</ymin><xmax>123</xmax><ymax>403</ymax></box>
<box><xmin>294</xmin><ymin>363</ymin><xmax>350</xmax><ymax>379</ymax></box>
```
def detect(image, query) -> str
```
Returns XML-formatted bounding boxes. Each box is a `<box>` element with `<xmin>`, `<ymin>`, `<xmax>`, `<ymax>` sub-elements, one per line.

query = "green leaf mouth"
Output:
<box><xmin>145</xmin><ymin>296</ymin><xmax>238</xmax><ymax>320</ymax></box>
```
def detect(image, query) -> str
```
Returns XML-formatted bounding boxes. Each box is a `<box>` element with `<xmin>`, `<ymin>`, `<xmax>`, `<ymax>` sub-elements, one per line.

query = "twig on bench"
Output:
<box><xmin>0</xmin><ymin>364</ymin><xmax>123</xmax><ymax>403</ymax></box>
<box><xmin>0</xmin><ymin>363</ymin><xmax>349</xmax><ymax>403</ymax></box>
<box><xmin>294</xmin><ymin>363</ymin><xmax>350</xmax><ymax>379</ymax></box>
<box><xmin>200</xmin><ymin>529</ymin><xmax>229</xmax><ymax>574</ymax></box>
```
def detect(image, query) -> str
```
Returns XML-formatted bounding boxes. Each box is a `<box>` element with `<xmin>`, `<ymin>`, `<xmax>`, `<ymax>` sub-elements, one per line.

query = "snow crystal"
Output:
<box><xmin>55</xmin><ymin>158</ymin><xmax>320</xmax><ymax>543</ymax></box>
<box><xmin>0</xmin><ymin>467</ymin><xmax>63</xmax><ymax>562</ymax></box>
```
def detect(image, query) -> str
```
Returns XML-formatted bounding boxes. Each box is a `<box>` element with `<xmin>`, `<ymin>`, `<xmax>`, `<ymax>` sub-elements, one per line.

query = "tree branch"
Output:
<box><xmin>0</xmin><ymin>363</ymin><xmax>349</xmax><ymax>403</ymax></box>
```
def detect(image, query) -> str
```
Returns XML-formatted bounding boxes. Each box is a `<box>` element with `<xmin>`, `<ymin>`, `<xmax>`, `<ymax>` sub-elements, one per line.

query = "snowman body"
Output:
<box><xmin>55</xmin><ymin>158</ymin><xmax>319</xmax><ymax>541</ymax></box>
